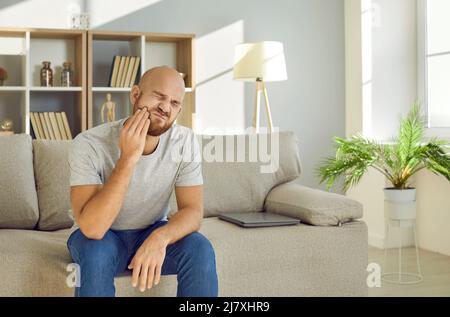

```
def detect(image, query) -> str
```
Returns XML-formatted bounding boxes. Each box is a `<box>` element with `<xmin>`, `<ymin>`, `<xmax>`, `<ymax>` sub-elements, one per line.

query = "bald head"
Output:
<box><xmin>129</xmin><ymin>66</ymin><xmax>186</xmax><ymax>136</ymax></box>
<box><xmin>138</xmin><ymin>66</ymin><xmax>185</xmax><ymax>94</ymax></box>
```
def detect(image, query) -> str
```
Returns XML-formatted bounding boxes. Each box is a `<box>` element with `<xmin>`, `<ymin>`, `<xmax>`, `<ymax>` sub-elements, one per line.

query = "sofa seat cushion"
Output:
<box><xmin>0</xmin><ymin>226</ymin><xmax>178</xmax><ymax>296</ymax></box>
<box><xmin>0</xmin><ymin>134</ymin><xmax>39</xmax><ymax>229</ymax></box>
<box><xmin>0</xmin><ymin>217</ymin><xmax>367</xmax><ymax>296</ymax></box>
<box><xmin>200</xmin><ymin>217</ymin><xmax>368</xmax><ymax>296</ymax></box>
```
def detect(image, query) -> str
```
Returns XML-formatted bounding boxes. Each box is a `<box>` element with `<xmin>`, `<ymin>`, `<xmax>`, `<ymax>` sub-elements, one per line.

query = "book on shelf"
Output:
<box><xmin>129</xmin><ymin>56</ymin><xmax>140</xmax><ymax>87</ymax></box>
<box><xmin>34</xmin><ymin>112</ymin><xmax>45</xmax><ymax>139</ymax></box>
<box><xmin>124</xmin><ymin>56</ymin><xmax>136</xmax><ymax>88</ymax></box>
<box><xmin>30</xmin><ymin>112</ymin><xmax>73</xmax><ymax>140</ymax></box>
<box><xmin>43</xmin><ymin>112</ymin><xmax>55</xmax><ymax>140</ymax></box>
<box><xmin>38</xmin><ymin>112</ymin><xmax>50</xmax><ymax>139</ymax></box>
<box><xmin>114</xmin><ymin>56</ymin><xmax>126</xmax><ymax>88</ymax></box>
<box><xmin>30</xmin><ymin>112</ymin><xmax>41</xmax><ymax>139</ymax></box>
<box><xmin>61</xmin><ymin>112</ymin><xmax>73</xmax><ymax>139</ymax></box>
<box><xmin>55</xmin><ymin>112</ymin><xmax>67</xmax><ymax>140</ymax></box>
<box><xmin>49</xmin><ymin>112</ymin><xmax>62</xmax><ymax>140</ymax></box>
<box><xmin>120</xmin><ymin>56</ymin><xmax>131</xmax><ymax>87</ymax></box>
<box><xmin>108</xmin><ymin>55</ymin><xmax>141</xmax><ymax>88</ymax></box>
<box><xmin>108</xmin><ymin>55</ymin><xmax>121</xmax><ymax>87</ymax></box>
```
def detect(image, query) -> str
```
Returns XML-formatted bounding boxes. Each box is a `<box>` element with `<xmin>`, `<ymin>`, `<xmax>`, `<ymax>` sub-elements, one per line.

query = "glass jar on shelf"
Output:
<box><xmin>40</xmin><ymin>61</ymin><xmax>53</xmax><ymax>87</ymax></box>
<box><xmin>61</xmin><ymin>61</ymin><xmax>74</xmax><ymax>87</ymax></box>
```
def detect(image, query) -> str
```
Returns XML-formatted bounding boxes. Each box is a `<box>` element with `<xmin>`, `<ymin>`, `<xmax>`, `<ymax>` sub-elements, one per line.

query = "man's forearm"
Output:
<box><xmin>152</xmin><ymin>207</ymin><xmax>203</xmax><ymax>246</ymax></box>
<box><xmin>78</xmin><ymin>157</ymin><xmax>135</xmax><ymax>239</ymax></box>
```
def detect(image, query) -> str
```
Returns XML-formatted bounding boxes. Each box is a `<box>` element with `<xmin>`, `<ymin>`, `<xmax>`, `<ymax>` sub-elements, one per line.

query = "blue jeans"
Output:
<box><xmin>67</xmin><ymin>220</ymin><xmax>218</xmax><ymax>297</ymax></box>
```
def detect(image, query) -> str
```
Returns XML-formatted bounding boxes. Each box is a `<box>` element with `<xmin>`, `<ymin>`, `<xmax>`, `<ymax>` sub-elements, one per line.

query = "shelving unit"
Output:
<box><xmin>0</xmin><ymin>28</ymin><xmax>195</xmax><ymax>138</ymax></box>
<box><xmin>0</xmin><ymin>27</ymin><xmax>86</xmax><ymax>137</ymax></box>
<box><xmin>88</xmin><ymin>30</ymin><xmax>196</xmax><ymax>129</ymax></box>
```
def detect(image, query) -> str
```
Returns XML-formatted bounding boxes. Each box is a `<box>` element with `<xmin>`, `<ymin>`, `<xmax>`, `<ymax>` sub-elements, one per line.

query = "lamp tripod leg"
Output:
<box><xmin>253</xmin><ymin>82</ymin><xmax>262</xmax><ymax>133</ymax></box>
<box><xmin>262</xmin><ymin>81</ymin><xmax>274</xmax><ymax>133</ymax></box>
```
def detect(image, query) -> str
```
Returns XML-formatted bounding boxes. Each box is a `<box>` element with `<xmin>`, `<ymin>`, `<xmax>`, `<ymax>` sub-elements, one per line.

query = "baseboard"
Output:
<box><xmin>368</xmin><ymin>234</ymin><xmax>385</xmax><ymax>249</ymax></box>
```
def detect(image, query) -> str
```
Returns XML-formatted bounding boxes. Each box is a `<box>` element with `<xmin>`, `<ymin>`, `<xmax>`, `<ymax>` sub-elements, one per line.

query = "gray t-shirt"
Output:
<box><xmin>68</xmin><ymin>117</ymin><xmax>203</xmax><ymax>230</ymax></box>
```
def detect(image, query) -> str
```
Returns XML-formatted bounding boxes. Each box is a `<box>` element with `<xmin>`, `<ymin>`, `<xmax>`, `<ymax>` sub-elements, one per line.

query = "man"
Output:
<box><xmin>67</xmin><ymin>66</ymin><xmax>218</xmax><ymax>297</ymax></box>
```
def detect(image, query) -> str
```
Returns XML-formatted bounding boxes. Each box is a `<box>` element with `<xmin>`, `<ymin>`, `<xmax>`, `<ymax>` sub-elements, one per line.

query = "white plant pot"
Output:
<box><xmin>384</xmin><ymin>188</ymin><xmax>416</xmax><ymax>227</ymax></box>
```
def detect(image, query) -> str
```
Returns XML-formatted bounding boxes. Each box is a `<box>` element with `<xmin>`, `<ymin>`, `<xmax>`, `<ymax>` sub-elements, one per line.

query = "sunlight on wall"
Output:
<box><xmin>427</xmin><ymin>0</ymin><xmax>450</xmax><ymax>127</ymax></box>
<box><xmin>361</xmin><ymin>0</ymin><xmax>373</xmax><ymax>137</ymax></box>
<box><xmin>87</xmin><ymin>0</ymin><xmax>162</xmax><ymax>28</ymax></box>
<box><xmin>195</xmin><ymin>20</ymin><xmax>246</xmax><ymax>134</ymax></box>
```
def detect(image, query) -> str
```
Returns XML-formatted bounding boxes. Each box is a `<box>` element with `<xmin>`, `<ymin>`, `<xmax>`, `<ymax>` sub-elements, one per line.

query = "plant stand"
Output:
<box><xmin>382</xmin><ymin>219</ymin><xmax>423</xmax><ymax>284</ymax></box>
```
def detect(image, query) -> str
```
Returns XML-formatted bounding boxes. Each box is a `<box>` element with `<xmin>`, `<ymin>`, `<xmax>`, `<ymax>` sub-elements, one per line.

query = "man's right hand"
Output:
<box><xmin>119</xmin><ymin>108</ymin><xmax>151</xmax><ymax>165</ymax></box>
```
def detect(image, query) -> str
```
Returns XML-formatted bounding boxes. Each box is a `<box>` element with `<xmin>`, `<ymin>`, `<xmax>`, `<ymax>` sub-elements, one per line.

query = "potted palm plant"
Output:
<box><xmin>317</xmin><ymin>103</ymin><xmax>450</xmax><ymax>223</ymax></box>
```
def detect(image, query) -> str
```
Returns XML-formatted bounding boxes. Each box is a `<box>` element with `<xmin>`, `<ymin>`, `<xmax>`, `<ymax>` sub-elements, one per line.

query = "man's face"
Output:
<box><xmin>132</xmin><ymin>82</ymin><xmax>184</xmax><ymax>136</ymax></box>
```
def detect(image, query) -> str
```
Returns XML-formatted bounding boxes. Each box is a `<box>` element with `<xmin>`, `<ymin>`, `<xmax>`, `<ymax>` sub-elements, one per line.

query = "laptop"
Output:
<box><xmin>218</xmin><ymin>212</ymin><xmax>300</xmax><ymax>228</ymax></box>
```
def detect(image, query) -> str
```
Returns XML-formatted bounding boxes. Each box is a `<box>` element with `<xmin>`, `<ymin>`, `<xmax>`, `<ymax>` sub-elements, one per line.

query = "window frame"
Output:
<box><xmin>417</xmin><ymin>0</ymin><xmax>450</xmax><ymax>138</ymax></box>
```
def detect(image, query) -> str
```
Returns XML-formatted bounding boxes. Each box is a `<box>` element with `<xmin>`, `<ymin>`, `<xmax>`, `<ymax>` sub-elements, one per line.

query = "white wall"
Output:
<box><xmin>415</xmin><ymin>171</ymin><xmax>450</xmax><ymax>254</ymax></box>
<box><xmin>345</xmin><ymin>0</ymin><xmax>450</xmax><ymax>256</ymax></box>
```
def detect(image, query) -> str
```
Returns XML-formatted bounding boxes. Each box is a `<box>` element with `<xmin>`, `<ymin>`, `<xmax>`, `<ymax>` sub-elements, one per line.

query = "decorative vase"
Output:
<box><xmin>384</xmin><ymin>188</ymin><xmax>416</xmax><ymax>227</ymax></box>
<box><xmin>40</xmin><ymin>61</ymin><xmax>53</xmax><ymax>87</ymax></box>
<box><xmin>61</xmin><ymin>61</ymin><xmax>74</xmax><ymax>87</ymax></box>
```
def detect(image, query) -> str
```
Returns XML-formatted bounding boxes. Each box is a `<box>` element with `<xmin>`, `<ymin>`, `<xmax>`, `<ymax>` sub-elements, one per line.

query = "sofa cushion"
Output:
<box><xmin>0</xmin><ymin>134</ymin><xmax>39</xmax><ymax>229</ymax></box>
<box><xmin>196</xmin><ymin>132</ymin><xmax>302</xmax><ymax>217</ymax></box>
<box><xmin>33</xmin><ymin>140</ymin><xmax>73</xmax><ymax>230</ymax></box>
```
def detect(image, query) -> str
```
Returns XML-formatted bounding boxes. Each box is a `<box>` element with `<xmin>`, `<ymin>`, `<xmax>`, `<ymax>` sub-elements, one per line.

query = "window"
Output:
<box><xmin>419</xmin><ymin>0</ymin><xmax>450</xmax><ymax>129</ymax></box>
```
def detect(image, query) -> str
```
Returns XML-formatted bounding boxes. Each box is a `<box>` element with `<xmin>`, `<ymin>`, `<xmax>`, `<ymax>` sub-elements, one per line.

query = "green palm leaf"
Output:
<box><xmin>317</xmin><ymin>103</ymin><xmax>450</xmax><ymax>191</ymax></box>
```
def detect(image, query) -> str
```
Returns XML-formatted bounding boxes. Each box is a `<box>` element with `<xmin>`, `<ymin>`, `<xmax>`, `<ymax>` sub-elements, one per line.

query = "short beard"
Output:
<box><xmin>146</xmin><ymin>123</ymin><xmax>172</xmax><ymax>136</ymax></box>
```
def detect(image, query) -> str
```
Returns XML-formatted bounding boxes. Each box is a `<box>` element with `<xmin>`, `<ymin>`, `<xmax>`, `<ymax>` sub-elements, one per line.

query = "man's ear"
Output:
<box><xmin>129</xmin><ymin>85</ymin><xmax>140</xmax><ymax>105</ymax></box>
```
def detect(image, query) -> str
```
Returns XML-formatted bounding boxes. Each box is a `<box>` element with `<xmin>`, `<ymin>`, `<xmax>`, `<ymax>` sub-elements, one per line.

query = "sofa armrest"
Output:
<box><xmin>264</xmin><ymin>182</ymin><xmax>363</xmax><ymax>226</ymax></box>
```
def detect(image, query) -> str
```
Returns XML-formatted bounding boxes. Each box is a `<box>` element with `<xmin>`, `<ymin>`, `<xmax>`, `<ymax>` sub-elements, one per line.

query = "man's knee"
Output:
<box><xmin>181</xmin><ymin>232</ymin><xmax>216</xmax><ymax>269</ymax></box>
<box><xmin>67</xmin><ymin>229</ymin><xmax>122</xmax><ymax>267</ymax></box>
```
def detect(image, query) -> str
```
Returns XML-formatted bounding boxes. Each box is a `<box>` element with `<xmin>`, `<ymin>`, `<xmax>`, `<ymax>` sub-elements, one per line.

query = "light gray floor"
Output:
<box><xmin>368</xmin><ymin>246</ymin><xmax>450</xmax><ymax>296</ymax></box>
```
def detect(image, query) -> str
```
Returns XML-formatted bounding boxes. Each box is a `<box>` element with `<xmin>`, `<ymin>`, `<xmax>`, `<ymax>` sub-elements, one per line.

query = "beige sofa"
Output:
<box><xmin>0</xmin><ymin>132</ymin><xmax>368</xmax><ymax>296</ymax></box>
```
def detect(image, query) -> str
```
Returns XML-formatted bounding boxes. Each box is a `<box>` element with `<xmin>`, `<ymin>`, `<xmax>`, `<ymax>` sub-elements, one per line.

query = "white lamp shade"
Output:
<box><xmin>233</xmin><ymin>41</ymin><xmax>288</xmax><ymax>82</ymax></box>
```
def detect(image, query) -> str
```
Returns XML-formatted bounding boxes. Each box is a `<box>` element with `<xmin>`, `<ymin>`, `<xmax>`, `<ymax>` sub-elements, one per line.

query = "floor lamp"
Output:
<box><xmin>233</xmin><ymin>41</ymin><xmax>288</xmax><ymax>133</ymax></box>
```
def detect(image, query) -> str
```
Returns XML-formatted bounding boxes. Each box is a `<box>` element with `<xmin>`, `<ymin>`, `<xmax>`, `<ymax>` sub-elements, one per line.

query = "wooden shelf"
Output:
<box><xmin>0</xmin><ymin>86</ymin><xmax>26</xmax><ymax>91</ymax></box>
<box><xmin>92</xmin><ymin>87</ymin><xmax>193</xmax><ymax>93</ymax></box>
<box><xmin>0</xmin><ymin>53</ymin><xmax>26</xmax><ymax>56</ymax></box>
<box><xmin>92</xmin><ymin>87</ymin><xmax>131</xmax><ymax>92</ymax></box>
<box><xmin>30</xmin><ymin>87</ymin><xmax>83</xmax><ymax>92</ymax></box>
